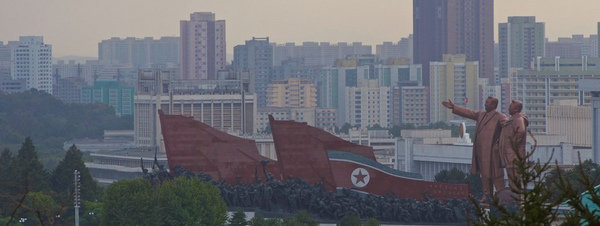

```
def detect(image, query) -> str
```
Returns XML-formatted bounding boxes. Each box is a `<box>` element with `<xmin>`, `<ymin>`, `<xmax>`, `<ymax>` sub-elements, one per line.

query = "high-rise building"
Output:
<box><xmin>318</xmin><ymin>64</ymin><xmax>370</xmax><ymax>126</ymax></box>
<box><xmin>53</xmin><ymin>76</ymin><xmax>86</xmax><ymax>103</ymax></box>
<box><xmin>267</xmin><ymin>78</ymin><xmax>317</xmax><ymax>108</ymax></box>
<box><xmin>345</xmin><ymin>80</ymin><xmax>390</xmax><ymax>128</ymax></box>
<box><xmin>597</xmin><ymin>22</ymin><xmax>600</xmax><ymax>58</ymax></box>
<box><xmin>376</xmin><ymin>35</ymin><xmax>413</xmax><ymax>62</ymax></box>
<box><xmin>180</xmin><ymin>12</ymin><xmax>226</xmax><ymax>80</ymax></box>
<box><xmin>413</xmin><ymin>0</ymin><xmax>493</xmax><ymax>85</ymax></box>
<box><xmin>272</xmin><ymin>57</ymin><xmax>321</xmax><ymax>81</ymax></box>
<box><xmin>392</xmin><ymin>86</ymin><xmax>429</xmax><ymax>126</ymax></box>
<box><xmin>0</xmin><ymin>42</ymin><xmax>10</xmax><ymax>77</ymax></box>
<box><xmin>81</xmin><ymin>81</ymin><xmax>135</xmax><ymax>116</ymax></box>
<box><xmin>545</xmin><ymin>35</ymin><xmax>598</xmax><ymax>58</ymax></box>
<box><xmin>512</xmin><ymin>57</ymin><xmax>600</xmax><ymax>133</ymax></box>
<box><xmin>271</xmin><ymin>42</ymin><xmax>371</xmax><ymax>67</ymax></box>
<box><xmin>319</xmin><ymin>60</ymin><xmax>422</xmax><ymax>126</ymax></box>
<box><xmin>98</xmin><ymin>37</ymin><xmax>179</xmax><ymax>69</ymax></box>
<box><xmin>498</xmin><ymin>16</ymin><xmax>545</xmax><ymax>79</ymax></box>
<box><xmin>10</xmin><ymin>36</ymin><xmax>53</xmax><ymax>94</ymax></box>
<box><xmin>233</xmin><ymin>37</ymin><xmax>272</xmax><ymax>107</ymax></box>
<box><xmin>0</xmin><ymin>76</ymin><xmax>26</xmax><ymax>94</ymax></box>
<box><xmin>429</xmin><ymin>55</ymin><xmax>479</xmax><ymax>122</ymax></box>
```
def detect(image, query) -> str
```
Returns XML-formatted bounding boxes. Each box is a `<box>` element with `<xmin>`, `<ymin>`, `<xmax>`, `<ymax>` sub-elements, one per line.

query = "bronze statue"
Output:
<box><xmin>498</xmin><ymin>100</ymin><xmax>528</xmax><ymax>191</ymax></box>
<box><xmin>442</xmin><ymin>97</ymin><xmax>507</xmax><ymax>199</ymax></box>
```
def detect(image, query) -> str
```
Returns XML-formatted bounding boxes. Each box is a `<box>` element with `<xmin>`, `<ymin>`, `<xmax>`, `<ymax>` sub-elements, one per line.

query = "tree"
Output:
<box><xmin>388</xmin><ymin>124</ymin><xmax>415</xmax><ymax>137</ymax></box>
<box><xmin>0</xmin><ymin>90</ymin><xmax>133</xmax><ymax>168</ymax></box>
<box><xmin>552</xmin><ymin>156</ymin><xmax>600</xmax><ymax>225</ymax></box>
<box><xmin>434</xmin><ymin>167</ymin><xmax>467</xmax><ymax>184</ymax></box>
<box><xmin>282</xmin><ymin>211</ymin><xmax>318</xmax><ymax>226</ymax></box>
<box><xmin>249</xmin><ymin>216</ymin><xmax>283</xmax><ymax>226</ymax></box>
<box><xmin>80</xmin><ymin>200</ymin><xmax>102</xmax><ymax>226</ymax></box>
<box><xmin>339</xmin><ymin>123</ymin><xmax>352</xmax><ymax>134</ymax></box>
<box><xmin>16</xmin><ymin>137</ymin><xmax>48</xmax><ymax>192</ymax></box>
<box><xmin>469</xmin><ymin>133</ymin><xmax>561</xmax><ymax>225</ymax></box>
<box><xmin>156</xmin><ymin>177</ymin><xmax>227</xmax><ymax>226</ymax></box>
<box><xmin>102</xmin><ymin>177</ymin><xmax>228</xmax><ymax>226</ymax></box>
<box><xmin>101</xmin><ymin>179</ymin><xmax>158</xmax><ymax>226</ymax></box>
<box><xmin>363</xmin><ymin>218</ymin><xmax>379</xmax><ymax>226</ymax></box>
<box><xmin>229</xmin><ymin>210</ymin><xmax>247</xmax><ymax>226</ymax></box>
<box><xmin>23</xmin><ymin>191</ymin><xmax>61</xmax><ymax>226</ymax></box>
<box><xmin>466</xmin><ymin>173</ymin><xmax>483</xmax><ymax>200</ymax></box>
<box><xmin>338</xmin><ymin>214</ymin><xmax>361</xmax><ymax>226</ymax></box>
<box><xmin>367</xmin><ymin>124</ymin><xmax>383</xmax><ymax>130</ymax></box>
<box><xmin>51</xmin><ymin>145</ymin><xmax>98</xmax><ymax>201</ymax></box>
<box><xmin>0</xmin><ymin>148</ymin><xmax>16</xmax><ymax>215</ymax></box>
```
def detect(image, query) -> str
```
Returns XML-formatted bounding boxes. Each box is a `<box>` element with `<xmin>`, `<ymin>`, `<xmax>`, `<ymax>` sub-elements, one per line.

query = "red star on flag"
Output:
<box><xmin>354</xmin><ymin>170</ymin><xmax>368</xmax><ymax>184</ymax></box>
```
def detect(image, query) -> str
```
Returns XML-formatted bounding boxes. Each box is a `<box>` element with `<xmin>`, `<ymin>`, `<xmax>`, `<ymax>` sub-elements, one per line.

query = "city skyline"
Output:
<box><xmin>2</xmin><ymin>0</ymin><xmax>600</xmax><ymax>57</ymax></box>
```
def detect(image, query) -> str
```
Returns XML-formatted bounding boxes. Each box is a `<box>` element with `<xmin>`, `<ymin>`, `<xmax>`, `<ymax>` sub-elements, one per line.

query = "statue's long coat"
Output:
<box><xmin>452</xmin><ymin>106</ymin><xmax>507</xmax><ymax>180</ymax></box>
<box><xmin>498</xmin><ymin>112</ymin><xmax>529</xmax><ymax>169</ymax></box>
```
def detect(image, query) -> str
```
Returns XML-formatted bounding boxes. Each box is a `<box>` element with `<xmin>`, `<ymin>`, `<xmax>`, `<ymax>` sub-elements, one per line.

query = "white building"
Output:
<box><xmin>10</xmin><ymin>36</ymin><xmax>52</xmax><ymax>94</ymax></box>
<box><xmin>345</xmin><ymin>80</ymin><xmax>390</xmax><ymax>128</ymax></box>
<box><xmin>134</xmin><ymin>70</ymin><xmax>256</xmax><ymax>149</ymax></box>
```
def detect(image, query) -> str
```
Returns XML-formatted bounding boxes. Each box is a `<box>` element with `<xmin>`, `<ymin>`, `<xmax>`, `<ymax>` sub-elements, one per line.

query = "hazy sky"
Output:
<box><xmin>2</xmin><ymin>0</ymin><xmax>599</xmax><ymax>57</ymax></box>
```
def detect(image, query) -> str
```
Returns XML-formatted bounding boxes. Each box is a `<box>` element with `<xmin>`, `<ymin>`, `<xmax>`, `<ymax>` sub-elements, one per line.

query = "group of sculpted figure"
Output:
<box><xmin>442</xmin><ymin>97</ymin><xmax>528</xmax><ymax>202</ymax></box>
<box><xmin>170</xmin><ymin>166</ymin><xmax>471</xmax><ymax>223</ymax></box>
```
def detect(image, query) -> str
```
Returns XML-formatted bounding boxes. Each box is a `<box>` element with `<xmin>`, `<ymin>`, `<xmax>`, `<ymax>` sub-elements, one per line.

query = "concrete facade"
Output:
<box><xmin>546</xmin><ymin>101</ymin><xmax>592</xmax><ymax>147</ymax></box>
<box><xmin>512</xmin><ymin>57</ymin><xmax>600</xmax><ymax>133</ymax></box>
<box><xmin>392</xmin><ymin>86</ymin><xmax>429</xmax><ymax>126</ymax></box>
<box><xmin>345</xmin><ymin>80</ymin><xmax>390</xmax><ymax>129</ymax></box>
<box><xmin>267</xmin><ymin>78</ymin><xmax>317</xmax><ymax>108</ymax></box>
<box><xmin>375</xmin><ymin>35</ymin><xmax>413</xmax><ymax>62</ymax></box>
<box><xmin>134</xmin><ymin>69</ymin><xmax>256</xmax><ymax>149</ymax></box>
<box><xmin>499</xmin><ymin>16</ymin><xmax>545</xmax><ymax>79</ymax></box>
<box><xmin>429</xmin><ymin>54</ymin><xmax>480</xmax><ymax>122</ymax></box>
<box><xmin>0</xmin><ymin>76</ymin><xmax>26</xmax><ymax>93</ymax></box>
<box><xmin>546</xmin><ymin>34</ymin><xmax>598</xmax><ymax>58</ymax></box>
<box><xmin>98</xmin><ymin>37</ymin><xmax>179</xmax><ymax>68</ymax></box>
<box><xmin>233</xmin><ymin>37</ymin><xmax>273</xmax><ymax>107</ymax></box>
<box><xmin>82</xmin><ymin>81</ymin><xmax>135</xmax><ymax>116</ymax></box>
<box><xmin>10</xmin><ymin>36</ymin><xmax>53</xmax><ymax>94</ymax></box>
<box><xmin>180</xmin><ymin>12</ymin><xmax>226</xmax><ymax>80</ymax></box>
<box><xmin>414</xmin><ymin>0</ymin><xmax>494</xmax><ymax>85</ymax></box>
<box><xmin>271</xmin><ymin>42</ymin><xmax>371</xmax><ymax>67</ymax></box>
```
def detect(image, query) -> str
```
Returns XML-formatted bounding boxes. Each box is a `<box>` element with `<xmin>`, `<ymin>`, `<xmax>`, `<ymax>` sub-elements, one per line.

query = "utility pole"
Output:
<box><xmin>74</xmin><ymin>170</ymin><xmax>81</xmax><ymax>226</ymax></box>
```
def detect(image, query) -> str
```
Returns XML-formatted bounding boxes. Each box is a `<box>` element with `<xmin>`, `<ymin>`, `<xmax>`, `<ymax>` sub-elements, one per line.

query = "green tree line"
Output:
<box><xmin>0</xmin><ymin>89</ymin><xmax>132</xmax><ymax>169</ymax></box>
<box><xmin>0</xmin><ymin>89</ymin><xmax>132</xmax><ymax>148</ymax></box>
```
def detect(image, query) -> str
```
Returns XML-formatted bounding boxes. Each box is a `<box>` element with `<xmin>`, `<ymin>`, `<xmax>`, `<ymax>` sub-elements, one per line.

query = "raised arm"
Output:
<box><xmin>451</xmin><ymin>105</ymin><xmax>480</xmax><ymax>121</ymax></box>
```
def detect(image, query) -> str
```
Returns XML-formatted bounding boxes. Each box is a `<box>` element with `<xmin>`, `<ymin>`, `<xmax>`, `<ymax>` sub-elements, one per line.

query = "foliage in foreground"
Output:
<box><xmin>0</xmin><ymin>138</ymin><xmax>99</xmax><ymax>225</ymax></box>
<box><xmin>469</xmin><ymin>133</ymin><xmax>560</xmax><ymax>225</ymax></box>
<box><xmin>102</xmin><ymin>177</ymin><xmax>227</xmax><ymax>226</ymax></box>
<box><xmin>468</xmin><ymin>133</ymin><xmax>600</xmax><ymax>225</ymax></box>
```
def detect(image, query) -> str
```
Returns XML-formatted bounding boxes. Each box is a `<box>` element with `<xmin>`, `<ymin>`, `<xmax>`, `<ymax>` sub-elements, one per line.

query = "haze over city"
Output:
<box><xmin>3</xmin><ymin>0</ymin><xmax>600</xmax><ymax>224</ymax></box>
<box><xmin>2</xmin><ymin>0</ymin><xmax>600</xmax><ymax>57</ymax></box>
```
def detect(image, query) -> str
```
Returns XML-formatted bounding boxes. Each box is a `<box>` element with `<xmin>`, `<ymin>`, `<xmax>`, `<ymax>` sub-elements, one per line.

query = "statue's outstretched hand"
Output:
<box><xmin>442</xmin><ymin>99</ymin><xmax>454</xmax><ymax>109</ymax></box>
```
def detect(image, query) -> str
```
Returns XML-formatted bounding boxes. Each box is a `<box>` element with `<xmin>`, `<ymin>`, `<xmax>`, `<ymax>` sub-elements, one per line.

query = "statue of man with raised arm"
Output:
<box><xmin>442</xmin><ymin>97</ymin><xmax>507</xmax><ymax>200</ymax></box>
